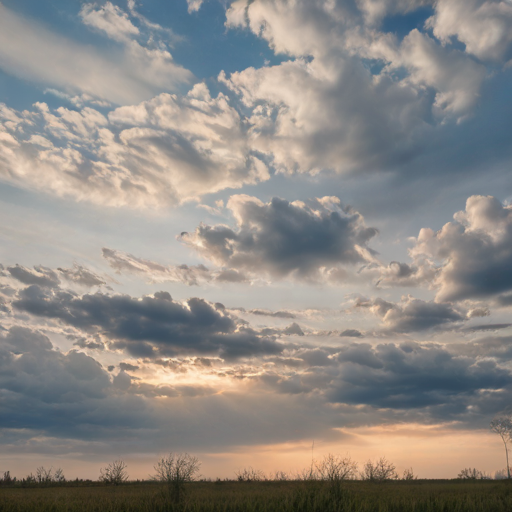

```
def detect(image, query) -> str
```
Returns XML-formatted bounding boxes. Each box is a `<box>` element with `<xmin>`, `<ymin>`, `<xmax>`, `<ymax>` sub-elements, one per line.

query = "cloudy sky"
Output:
<box><xmin>2</xmin><ymin>0</ymin><xmax>512</xmax><ymax>480</ymax></box>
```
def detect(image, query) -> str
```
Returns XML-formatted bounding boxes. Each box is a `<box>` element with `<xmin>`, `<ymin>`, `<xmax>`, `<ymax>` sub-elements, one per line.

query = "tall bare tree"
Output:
<box><xmin>490</xmin><ymin>415</ymin><xmax>512</xmax><ymax>479</ymax></box>
<box><xmin>154</xmin><ymin>452</ymin><xmax>201</xmax><ymax>503</ymax></box>
<box><xmin>99</xmin><ymin>460</ymin><xmax>128</xmax><ymax>485</ymax></box>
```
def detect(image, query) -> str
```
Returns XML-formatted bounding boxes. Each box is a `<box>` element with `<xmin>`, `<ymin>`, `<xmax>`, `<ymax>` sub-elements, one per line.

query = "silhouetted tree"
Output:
<box><xmin>99</xmin><ymin>460</ymin><xmax>128</xmax><ymax>485</ymax></box>
<box><xmin>360</xmin><ymin>457</ymin><xmax>398</xmax><ymax>482</ymax></box>
<box><xmin>154</xmin><ymin>452</ymin><xmax>201</xmax><ymax>503</ymax></box>
<box><xmin>35</xmin><ymin>467</ymin><xmax>65</xmax><ymax>485</ymax></box>
<box><xmin>490</xmin><ymin>414</ymin><xmax>512</xmax><ymax>479</ymax></box>
<box><xmin>316</xmin><ymin>454</ymin><xmax>358</xmax><ymax>481</ymax></box>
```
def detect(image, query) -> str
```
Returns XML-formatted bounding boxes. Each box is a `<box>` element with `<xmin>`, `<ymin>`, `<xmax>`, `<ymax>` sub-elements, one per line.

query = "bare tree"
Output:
<box><xmin>1</xmin><ymin>471</ymin><xmax>13</xmax><ymax>486</ymax></box>
<box><xmin>36</xmin><ymin>466</ymin><xmax>53</xmax><ymax>484</ymax></box>
<box><xmin>490</xmin><ymin>415</ymin><xmax>512</xmax><ymax>479</ymax></box>
<box><xmin>154</xmin><ymin>453</ymin><xmax>201</xmax><ymax>503</ymax></box>
<box><xmin>99</xmin><ymin>460</ymin><xmax>128</xmax><ymax>485</ymax></box>
<box><xmin>35</xmin><ymin>467</ymin><xmax>65</xmax><ymax>485</ymax></box>
<box><xmin>316</xmin><ymin>454</ymin><xmax>358</xmax><ymax>482</ymax></box>
<box><xmin>360</xmin><ymin>457</ymin><xmax>398</xmax><ymax>482</ymax></box>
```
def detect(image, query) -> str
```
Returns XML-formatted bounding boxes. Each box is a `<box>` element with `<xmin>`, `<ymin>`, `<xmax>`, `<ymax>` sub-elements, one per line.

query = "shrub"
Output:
<box><xmin>402</xmin><ymin>468</ymin><xmax>417</xmax><ymax>480</ymax></box>
<box><xmin>273</xmin><ymin>470</ymin><xmax>289</xmax><ymax>481</ymax></box>
<box><xmin>236</xmin><ymin>467</ymin><xmax>266</xmax><ymax>482</ymax></box>
<box><xmin>458</xmin><ymin>468</ymin><xmax>489</xmax><ymax>480</ymax></box>
<box><xmin>495</xmin><ymin>468</ymin><xmax>509</xmax><ymax>480</ymax></box>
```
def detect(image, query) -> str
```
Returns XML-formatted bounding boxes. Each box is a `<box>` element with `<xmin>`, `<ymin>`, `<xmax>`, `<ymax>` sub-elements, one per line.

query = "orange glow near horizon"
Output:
<box><xmin>2</xmin><ymin>424</ymin><xmax>506</xmax><ymax>481</ymax></box>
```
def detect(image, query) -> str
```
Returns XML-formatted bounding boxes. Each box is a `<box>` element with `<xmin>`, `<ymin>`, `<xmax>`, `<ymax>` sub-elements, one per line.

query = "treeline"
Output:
<box><xmin>1</xmin><ymin>452</ymin><xmax>508</xmax><ymax>491</ymax></box>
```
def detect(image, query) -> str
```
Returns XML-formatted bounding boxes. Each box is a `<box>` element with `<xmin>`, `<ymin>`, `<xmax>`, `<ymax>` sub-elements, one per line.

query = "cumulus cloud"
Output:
<box><xmin>410</xmin><ymin>195</ymin><xmax>512</xmax><ymax>302</ymax></box>
<box><xmin>340</xmin><ymin>329</ymin><xmax>363</xmax><ymax>337</ymax></box>
<box><xmin>2</xmin><ymin>309</ymin><xmax>512</xmax><ymax>457</ymax></box>
<box><xmin>0</xmin><ymin>3</ymin><xmax>191</xmax><ymax>105</ymax></box>
<box><xmin>180</xmin><ymin>195</ymin><xmax>378</xmax><ymax>281</ymax></box>
<box><xmin>253</xmin><ymin>338</ymin><xmax>512</xmax><ymax>420</ymax></box>
<box><xmin>328</xmin><ymin>341</ymin><xmax>512</xmax><ymax>409</ymax></box>
<box><xmin>373</xmin><ymin>259</ymin><xmax>438</xmax><ymax>288</ymax></box>
<box><xmin>427</xmin><ymin>0</ymin><xmax>512</xmax><ymax>62</ymax></box>
<box><xmin>7</xmin><ymin>265</ymin><xmax>60</xmax><ymax>289</ymax></box>
<box><xmin>355</xmin><ymin>296</ymin><xmax>465</xmax><ymax>332</ymax></box>
<box><xmin>5</xmin><ymin>263</ymin><xmax>107</xmax><ymax>290</ymax></box>
<box><xmin>0</xmin><ymin>83</ymin><xmax>268</xmax><ymax>207</ymax></box>
<box><xmin>0</xmin><ymin>327</ymin><xmax>111</xmax><ymax>403</ymax></box>
<box><xmin>11</xmin><ymin>285</ymin><xmax>283</xmax><ymax>360</ymax></box>
<box><xmin>80</xmin><ymin>2</ymin><xmax>141</xmax><ymax>43</ymax></box>
<box><xmin>220</xmin><ymin>0</ymin><xmax>493</xmax><ymax>180</ymax></box>
<box><xmin>187</xmin><ymin>0</ymin><xmax>205</xmax><ymax>13</ymax></box>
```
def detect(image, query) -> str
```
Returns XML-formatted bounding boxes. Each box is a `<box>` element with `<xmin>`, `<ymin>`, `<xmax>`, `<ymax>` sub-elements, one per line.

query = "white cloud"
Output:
<box><xmin>187</xmin><ymin>0</ymin><xmax>205</xmax><ymax>13</ymax></box>
<box><xmin>427</xmin><ymin>0</ymin><xmax>512</xmax><ymax>63</ymax></box>
<box><xmin>0</xmin><ymin>3</ymin><xmax>191</xmax><ymax>105</ymax></box>
<box><xmin>222</xmin><ymin>0</ymin><xmax>490</xmax><ymax>179</ymax></box>
<box><xmin>410</xmin><ymin>195</ymin><xmax>512</xmax><ymax>302</ymax></box>
<box><xmin>0</xmin><ymin>83</ymin><xmax>269</xmax><ymax>207</ymax></box>
<box><xmin>398</xmin><ymin>30</ymin><xmax>486</xmax><ymax>118</ymax></box>
<box><xmin>81</xmin><ymin>2</ymin><xmax>140</xmax><ymax>42</ymax></box>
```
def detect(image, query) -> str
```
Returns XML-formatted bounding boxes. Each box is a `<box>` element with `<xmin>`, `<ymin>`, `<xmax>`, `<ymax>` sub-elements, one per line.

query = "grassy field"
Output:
<box><xmin>1</xmin><ymin>480</ymin><xmax>512</xmax><ymax>512</ymax></box>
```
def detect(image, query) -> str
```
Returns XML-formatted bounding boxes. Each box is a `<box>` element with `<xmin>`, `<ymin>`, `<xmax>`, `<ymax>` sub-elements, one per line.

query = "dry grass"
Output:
<box><xmin>1</xmin><ymin>479</ymin><xmax>512</xmax><ymax>511</ymax></box>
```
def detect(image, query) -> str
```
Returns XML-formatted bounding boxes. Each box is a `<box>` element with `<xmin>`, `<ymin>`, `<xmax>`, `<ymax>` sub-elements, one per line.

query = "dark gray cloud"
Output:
<box><xmin>327</xmin><ymin>341</ymin><xmax>512</xmax><ymax>410</ymax></box>
<box><xmin>283</xmin><ymin>322</ymin><xmax>304</xmax><ymax>336</ymax></box>
<box><xmin>380</xmin><ymin>299</ymin><xmax>465</xmax><ymax>332</ymax></box>
<box><xmin>119</xmin><ymin>362</ymin><xmax>140</xmax><ymax>372</ymax></box>
<box><xmin>11</xmin><ymin>285</ymin><xmax>283</xmax><ymax>360</ymax></box>
<box><xmin>249</xmin><ymin>309</ymin><xmax>296</xmax><ymax>319</ymax></box>
<box><xmin>2</xmin><ymin>324</ymin><xmax>512</xmax><ymax>461</ymax></box>
<box><xmin>465</xmin><ymin>324</ymin><xmax>512</xmax><ymax>332</ymax></box>
<box><xmin>7</xmin><ymin>264</ymin><xmax>60</xmax><ymax>288</ymax></box>
<box><xmin>214</xmin><ymin>269</ymin><xmax>248</xmax><ymax>283</ymax></box>
<box><xmin>356</xmin><ymin>296</ymin><xmax>465</xmax><ymax>332</ymax></box>
<box><xmin>180</xmin><ymin>195</ymin><xmax>378</xmax><ymax>281</ymax></box>
<box><xmin>0</xmin><ymin>327</ymin><xmax>111</xmax><ymax>403</ymax></box>
<box><xmin>340</xmin><ymin>329</ymin><xmax>363</xmax><ymax>337</ymax></box>
<box><xmin>0</xmin><ymin>327</ymin><xmax>356</xmax><ymax>455</ymax></box>
<box><xmin>452</xmin><ymin>335</ymin><xmax>512</xmax><ymax>362</ymax></box>
<box><xmin>231</xmin><ymin>307</ymin><xmax>296</xmax><ymax>319</ymax></box>
<box><xmin>72</xmin><ymin>336</ymin><xmax>105</xmax><ymax>350</ymax></box>
<box><xmin>249</xmin><ymin>338</ymin><xmax>512</xmax><ymax>425</ymax></box>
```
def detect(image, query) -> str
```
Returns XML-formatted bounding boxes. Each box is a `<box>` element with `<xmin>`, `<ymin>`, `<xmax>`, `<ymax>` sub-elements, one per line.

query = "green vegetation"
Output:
<box><xmin>1</xmin><ymin>479</ymin><xmax>512</xmax><ymax>512</ymax></box>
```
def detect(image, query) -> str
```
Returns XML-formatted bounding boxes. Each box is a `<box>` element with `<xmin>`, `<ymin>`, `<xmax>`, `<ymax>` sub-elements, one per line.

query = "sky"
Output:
<box><xmin>1</xmin><ymin>0</ymin><xmax>512</xmax><ymax>481</ymax></box>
